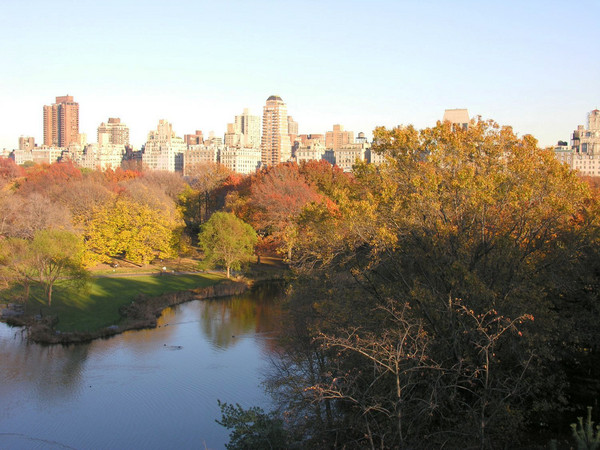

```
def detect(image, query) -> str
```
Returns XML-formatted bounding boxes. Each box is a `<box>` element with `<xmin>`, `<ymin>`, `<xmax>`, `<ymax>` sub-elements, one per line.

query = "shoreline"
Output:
<box><xmin>4</xmin><ymin>279</ymin><xmax>251</xmax><ymax>345</ymax></box>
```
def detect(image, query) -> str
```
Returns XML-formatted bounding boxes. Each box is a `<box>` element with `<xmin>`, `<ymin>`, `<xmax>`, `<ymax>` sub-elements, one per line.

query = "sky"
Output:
<box><xmin>1</xmin><ymin>0</ymin><xmax>598</xmax><ymax>150</ymax></box>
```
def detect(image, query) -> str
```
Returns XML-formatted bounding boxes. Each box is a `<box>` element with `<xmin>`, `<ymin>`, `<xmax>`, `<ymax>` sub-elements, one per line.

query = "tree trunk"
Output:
<box><xmin>226</xmin><ymin>265</ymin><xmax>230</xmax><ymax>278</ymax></box>
<box><xmin>47</xmin><ymin>283</ymin><xmax>53</xmax><ymax>307</ymax></box>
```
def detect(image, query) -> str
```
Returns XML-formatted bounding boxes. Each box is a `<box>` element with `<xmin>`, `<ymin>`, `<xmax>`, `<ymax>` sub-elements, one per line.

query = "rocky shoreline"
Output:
<box><xmin>3</xmin><ymin>279</ymin><xmax>250</xmax><ymax>345</ymax></box>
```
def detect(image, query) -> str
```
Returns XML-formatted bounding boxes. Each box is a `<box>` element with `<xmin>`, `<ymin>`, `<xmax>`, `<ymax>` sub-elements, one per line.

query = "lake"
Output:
<box><xmin>0</xmin><ymin>282</ymin><xmax>282</xmax><ymax>449</ymax></box>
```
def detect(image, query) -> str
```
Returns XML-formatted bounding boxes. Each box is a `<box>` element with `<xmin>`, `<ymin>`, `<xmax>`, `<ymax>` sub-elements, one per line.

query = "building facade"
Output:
<box><xmin>224</xmin><ymin>122</ymin><xmax>242</xmax><ymax>147</ymax></box>
<box><xmin>97</xmin><ymin>118</ymin><xmax>130</xmax><ymax>146</ymax></box>
<box><xmin>236</xmin><ymin>108</ymin><xmax>261</xmax><ymax>148</ymax></box>
<box><xmin>287</xmin><ymin>115</ymin><xmax>298</xmax><ymax>146</ymax></box>
<box><xmin>261</xmin><ymin>95</ymin><xmax>292</xmax><ymax>167</ymax></box>
<box><xmin>143</xmin><ymin>120</ymin><xmax>187</xmax><ymax>172</ymax></box>
<box><xmin>295</xmin><ymin>141</ymin><xmax>326</xmax><ymax>164</ymax></box>
<box><xmin>183</xmin><ymin>144</ymin><xmax>219</xmax><ymax>177</ymax></box>
<box><xmin>572</xmin><ymin>109</ymin><xmax>600</xmax><ymax>155</ymax></box>
<box><xmin>13</xmin><ymin>146</ymin><xmax>65</xmax><ymax>165</ymax></box>
<box><xmin>77</xmin><ymin>143</ymin><xmax>125</xmax><ymax>171</ymax></box>
<box><xmin>553</xmin><ymin>110</ymin><xmax>600</xmax><ymax>177</ymax></box>
<box><xmin>18</xmin><ymin>136</ymin><xmax>35</xmax><ymax>150</ymax></box>
<box><xmin>326</xmin><ymin>124</ymin><xmax>354</xmax><ymax>150</ymax></box>
<box><xmin>334</xmin><ymin>142</ymin><xmax>368</xmax><ymax>172</ymax></box>
<box><xmin>443</xmin><ymin>109</ymin><xmax>470</xmax><ymax>130</ymax></box>
<box><xmin>220</xmin><ymin>146</ymin><xmax>261</xmax><ymax>175</ymax></box>
<box><xmin>43</xmin><ymin>95</ymin><xmax>79</xmax><ymax>147</ymax></box>
<box><xmin>298</xmin><ymin>134</ymin><xmax>325</xmax><ymax>146</ymax></box>
<box><xmin>185</xmin><ymin>130</ymin><xmax>204</xmax><ymax>146</ymax></box>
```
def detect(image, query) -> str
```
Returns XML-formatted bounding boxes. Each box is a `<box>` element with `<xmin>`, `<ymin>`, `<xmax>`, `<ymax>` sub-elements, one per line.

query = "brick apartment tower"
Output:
<box><xmin>261</xmin><ymin>95</ymin><xmax>291</xmax><ymax>167</ymax></box>
<box><xmin>43</xmin><ymin>95</ymin><xmax>79</xmax><ymax>147</ymax></box>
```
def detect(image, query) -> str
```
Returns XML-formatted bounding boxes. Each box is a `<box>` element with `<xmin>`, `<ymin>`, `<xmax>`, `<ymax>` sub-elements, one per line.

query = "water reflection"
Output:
<box><xmin>0</xmin><ymin>281</ymin><xmax>283</xmax><ymax>450</ymax></box>
<box><xmin>198</xmin><ymin>289</ymin><xmax>282</xmax><ymax>350</ymax></box>
<box><xmin>0</xmin><ymin>340</ymin><xmax>90</xmax><ymax>403</ymax></box>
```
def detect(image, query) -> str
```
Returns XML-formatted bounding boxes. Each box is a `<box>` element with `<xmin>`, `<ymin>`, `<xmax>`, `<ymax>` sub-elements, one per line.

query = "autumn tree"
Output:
<box><xmin>55</xmin><ymin>176</ymin><xmax>114</xmax><ymax>229</ymax></box>
<box><xmin>30</xmin><ymin>229</ymin><xmax>88</xmax><ymax>306</ymax></box>
<box><xmin>18</xmin><ymin>161</ymin><xmax>83</xmax><ymax>198</ymax></box>
<box><xmin>0</xmin><ymin>157</ymin><xmax>23</xmax><ymax>188</ymax></box>
<box><xmin>180</xmin><ymin>163</ymin><xmax>233</xmax><ymax>236</ymax></box>
<box><xmin>248</xmin><ymin>163</ymin><xmax>321</xmax><ymax>260</ymax></box>
<box><xmin>0</xmin><ymin>192</ymin><xmax>73</xmax><ymax>239</ymax></box>
<box><xmin>273</xmin><ymin>118</ymin><xmax>600</xmax><ymax>448</ymax></box>
<box><xmin>298</xmin><ymin>159</ymin><xmax>351</xmax><ymax>200</ymax></box>
<box><xmin>120</xmin><ymin>176</ymin><xmax>181</xmax><ymax>223</ymax></box>
<box><xmin>0</xmin><ymin>238</ymin><xmax>36</xmax><ymax>300</ymax></box>
<box><xmin>85</xmin><ymin>196</ymin><xmax>182</xmax><ymax>265</ymax></box>
<box><xmin>198</xmin><ymin>212</ymin><xmax>257</xmax><ymax>278</ymax></box>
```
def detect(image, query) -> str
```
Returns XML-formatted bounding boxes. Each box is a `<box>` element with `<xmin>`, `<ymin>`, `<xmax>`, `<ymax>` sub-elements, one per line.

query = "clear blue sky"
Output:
<box><xmin>1</xmin><ymin>0</ymin><xmax>598</xmax><ymax>150</ymax></box>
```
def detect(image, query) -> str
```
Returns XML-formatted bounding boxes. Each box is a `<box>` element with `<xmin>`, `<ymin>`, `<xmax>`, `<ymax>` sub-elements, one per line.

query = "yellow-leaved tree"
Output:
<box><xmin>84</xmin><ymin>196</ymin><xmax>183</xmax><ymax>265</ymax></box>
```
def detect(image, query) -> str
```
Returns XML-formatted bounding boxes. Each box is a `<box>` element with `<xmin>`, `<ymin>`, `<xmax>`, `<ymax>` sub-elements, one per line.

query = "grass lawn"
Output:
<box><xmin>19</xmin><ymin>273</ymin><xmax>224</xmax><ymax>333</ymax></box>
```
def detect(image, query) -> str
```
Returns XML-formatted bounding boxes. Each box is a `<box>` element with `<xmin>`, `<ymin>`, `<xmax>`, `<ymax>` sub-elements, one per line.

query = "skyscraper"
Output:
<box><xmin>43</xmin><ymin>95</ymin><xmax>79</xmax><ymax>147</ymax></box>
<box><xmin>261</xmin><ymin>95</ymin><xmax>291</xmax><ymax>167</ymax></box>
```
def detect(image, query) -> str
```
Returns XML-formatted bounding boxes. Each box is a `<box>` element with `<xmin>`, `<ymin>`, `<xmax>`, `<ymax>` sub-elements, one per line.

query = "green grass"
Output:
<box><xmin>16</xmin><ymin>273</ymin><xmax>224</xmax><ymax>332</ymax></box>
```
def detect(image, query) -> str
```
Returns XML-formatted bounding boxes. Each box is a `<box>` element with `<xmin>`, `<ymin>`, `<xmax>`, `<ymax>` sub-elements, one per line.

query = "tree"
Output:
<box><xmin>0</xmin><ymin>192</ymin><xmax>73</xmax><ymax>239</ymax></box>
<box><xmin>180</xmin><ymin>163</ymin><xmax>233</xmax><ymax>236</ymax></box>
<box><xmin>0</xmin><ymin>157</ymin><xmax>23</xmax><ymax>188</ymax></box>
<box><xmin>198</xmin><ymin>212</ymin><xmax>257</xmax><ymax>278</ymax></box>
<box><xmin>85</xmin><ymin>197</ymin><xmax>182</xmax><ymax>265</ymax></box>
<box><xmin>275</xmin><ymin>118</ymin><xmax>599</xmax><ymax>447</ymax></box>
<box><xmin>248</xmin><ymin>163</ymin><xmax>321</xmax><ymax>260</ymax></box>
<box><xmin>55</xmin><ymin>176</ymin><xmax>114</xmax><ymax>228</ymax></box>
<box><xmin>0</xmin><ymin>237</ymin><xmax>36</xmax><ymax>300</ymax></box>
<box><xmin>30</xmin><ymin>229</ymin><xmax>88</xmax><ymax>306</ymax></box>
<box><xmin>18</xmin><ymin>161</ymin><xmax>82</xmax><ymax>197</ymax></box>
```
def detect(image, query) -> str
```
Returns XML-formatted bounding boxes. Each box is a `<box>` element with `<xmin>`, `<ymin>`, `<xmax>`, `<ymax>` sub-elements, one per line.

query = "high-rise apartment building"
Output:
<box><xmin>43</xmin><ymin>95</ymin><xmax>79</xmax><ymax>147</ymax></box>
<box><xmin>236</xmin><ymin>108</ymin><xmax>261</xmax><ymax>148</ymax></box>
<box><xmin>225</xmin><ymin>109</ymin><xmax>261</xmax><ymax>149</ymax></box>
<box><xmin>143</xmin><ymin>120</ymin><xmax>187</xmax><ymax>172</ymax></box>
<box><xmin>261</xmin><ymin>95</ymin><xmax>292</xmax><ymax>167</ymax></box>
<box><xmin>97</xmin><ymin>118</ymin><xmax>130</xmax><ymax>146</ymax></box>
<box><xmin>325</xmin><ymin>124</ymin><xmax>354</xmax><ymax>150</ymax></box>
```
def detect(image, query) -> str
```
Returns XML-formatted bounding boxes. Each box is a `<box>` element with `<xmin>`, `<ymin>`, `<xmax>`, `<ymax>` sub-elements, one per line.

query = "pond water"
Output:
<box><xmin>0</xmin><ymin>282</ymin><xmax>282</xmax><ymax>449</ymax></box>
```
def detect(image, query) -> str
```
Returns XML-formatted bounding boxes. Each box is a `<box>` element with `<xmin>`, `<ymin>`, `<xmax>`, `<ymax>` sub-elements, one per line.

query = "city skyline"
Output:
<box><xmin>1</xmin><ymin>0</ymin><xmax>598</xmax><ymax>150</ymax></box>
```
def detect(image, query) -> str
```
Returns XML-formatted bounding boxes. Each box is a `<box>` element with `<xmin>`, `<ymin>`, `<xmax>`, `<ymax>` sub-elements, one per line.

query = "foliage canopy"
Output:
<box><xmin>198</xmin><ymin>212</ymin><xmax>257</xmax><ymax>278</ymax></box>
